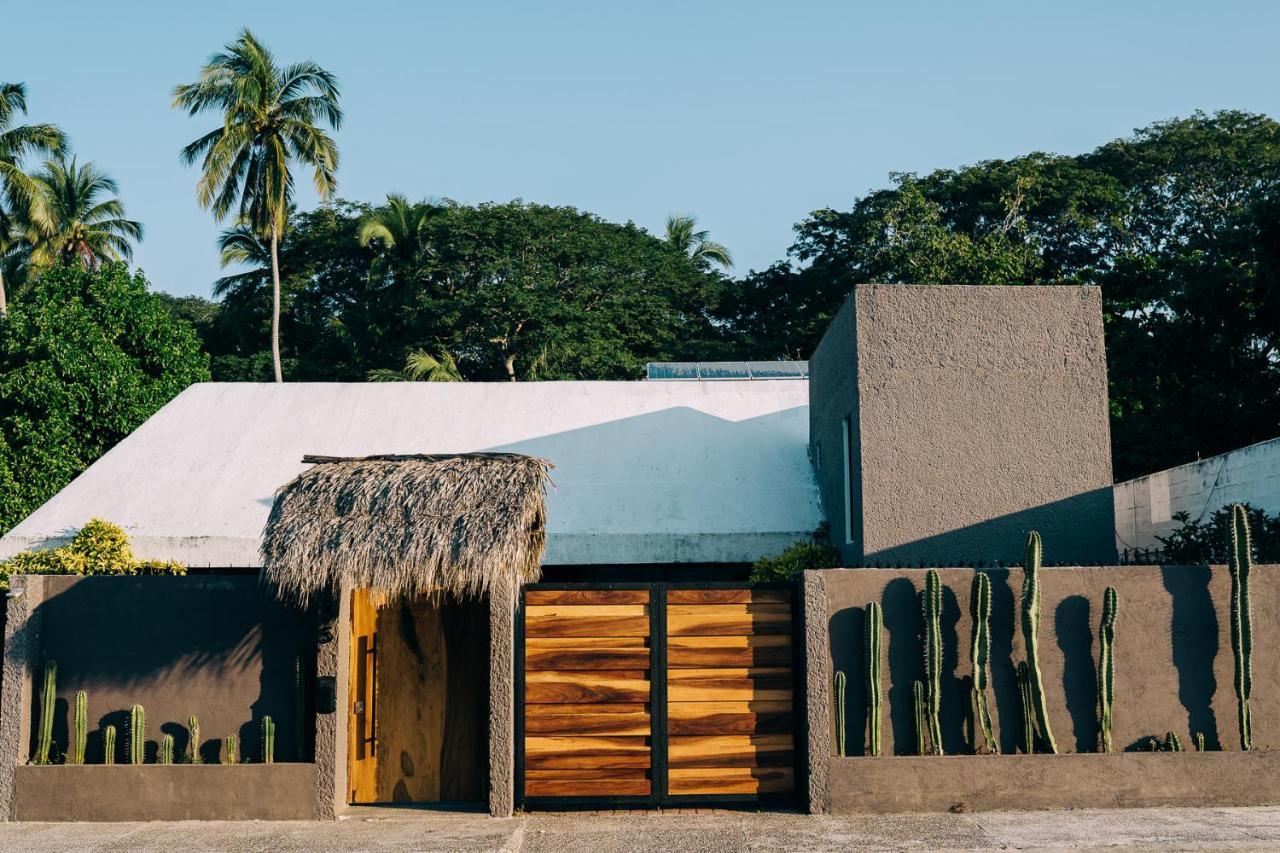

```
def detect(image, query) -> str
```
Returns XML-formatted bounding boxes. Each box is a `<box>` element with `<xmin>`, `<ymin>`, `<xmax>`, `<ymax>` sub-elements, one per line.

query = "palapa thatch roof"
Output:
<box><xmin>260</xmin><ymin>453</ymin><xmax>553</xmax><ymax>604</ymax></box>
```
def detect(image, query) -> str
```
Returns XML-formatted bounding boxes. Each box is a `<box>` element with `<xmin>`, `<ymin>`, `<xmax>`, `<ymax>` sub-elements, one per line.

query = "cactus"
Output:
<box><xmin>1163</xmin><ymin>731</ymin><xmax>1183</xmax><ymax>752</ymax></box>
<box><xmin>1195</xmin><ymin>731</ymin><xmax>1206</xmax><ymax>752</ymax></box>
<box><xmin>159</xmin><ymin>734</ymin><xmax>174</xmax><ymax>764</ymax></box>
<box><xmin>103</xmin><ymin>725</ymin><xmax>117</xmax><ymax>765</ymax></box>
<box><xmin>294</xmin><ymin>656</ymin><xmax>306</xmax><ymax>761</ymax></box>
<box><xmin>1228</xmin><ymin>503</ymin><xmax>1254</xmax><ymax>751</ymax></box>
<box><xmin>34</xmin><ymin>661</ymin><xmax>56</xmax><ymax>765</ymax></box>
<box><xmin>834</xmin><ymin>671</ymin><xmax>847</xmax><ymax>757</ymax></box>
<box><xmin>187</xmin><ymin>715</ymin><xmax>202</xmax><ymax>764</ymax></box>
<box><xmin>1097</xmin><ymin>586</ymin><xmax>1119</xmax><ymax>753</ymax></box>
<box><xmin>1020</xmin><ymin>532</ymin><xmax>1058</xmax><ymax>754</ymax></box>
<box><xmin>970</xmin><ymin>573</ymin><xmax>997</xmax><ymax>754</ymax></box>
<box><xmin>71</xmin><ymin>690</ymin><xmax>88</xmax><ymax>765</ymax></box>
<box><xmin>865</xmin><ymin>601</ymin><xmax>884</xmax><ymax>757</ymax></box>
<box><xmin>224</xmin><ymin>734</ymin><xmax>239</xmax><ymax>765</ymax></box>
<box><xmin>261</xmin><ymin>716</ymin><xmax>275</xmax><ymax>764</ymax></box>
<box><xmin>912</xmin><ymin>680</ymin><xmax>927</xmax><ymax>756</ymax></box>
<box><xmin>129</xmin><ymin>704</ymin><xmax>145</xmax><ymax>765</ymax></box>
<box><xmin>1017</xmin><ymin>661</ymin><xmax>1035</xmax><ymax>754</ymax></box>
<box><xmin>921</xmin><ymin>569</ymin><xmax>944</xmax><ymax>755</ymax></box>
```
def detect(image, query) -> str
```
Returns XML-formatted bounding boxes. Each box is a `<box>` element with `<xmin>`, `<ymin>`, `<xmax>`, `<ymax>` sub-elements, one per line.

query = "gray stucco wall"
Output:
<box><xmin>488</xmin><ymin>577</ymin><xmax>516</xmax><ymax>818</ymax></box>
<box><xmin>810</xmin><ymin>285</ymin><xmax>1114</xmax><ymax>566</ymax></box>
<box><xmin>0</xmin><ymin>576</ymin><xmax>40</xmax><ymax>821</ymax></box>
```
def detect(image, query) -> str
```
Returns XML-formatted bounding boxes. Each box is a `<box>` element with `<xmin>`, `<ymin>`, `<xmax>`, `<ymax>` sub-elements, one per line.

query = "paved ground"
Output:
<box><xmin>2</xmin><ymin>806</ymin><xmax>1280</xmax><ymax>851</ymax></box>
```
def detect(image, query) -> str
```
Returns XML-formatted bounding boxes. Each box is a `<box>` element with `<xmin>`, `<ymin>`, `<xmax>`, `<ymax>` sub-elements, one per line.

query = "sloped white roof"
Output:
<box><xmin>0</xmin><ymin>381</ymin><xmax>820</xmax><ymax>567</ymax></box>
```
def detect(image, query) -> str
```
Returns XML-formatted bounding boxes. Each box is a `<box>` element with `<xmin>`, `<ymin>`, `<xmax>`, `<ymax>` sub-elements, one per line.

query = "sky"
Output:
<box><xmin>5</xmin><ymin>1</ymin><xmax>1280</xmax><ymax>298</ymax></box>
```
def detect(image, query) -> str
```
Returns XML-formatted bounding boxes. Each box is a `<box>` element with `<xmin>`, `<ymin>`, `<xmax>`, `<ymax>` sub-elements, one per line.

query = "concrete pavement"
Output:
<box><xmin>1</xmin><ymin>805</ymin><xmax>1279</xmax><ymax>851</ymax></box>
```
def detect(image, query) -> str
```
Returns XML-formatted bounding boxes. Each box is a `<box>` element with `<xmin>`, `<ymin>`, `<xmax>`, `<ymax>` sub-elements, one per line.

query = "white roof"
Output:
<box><xmin>0</xmin><ymin>381</ymin><xmax>820</xmax><ymax>567</ymax></box>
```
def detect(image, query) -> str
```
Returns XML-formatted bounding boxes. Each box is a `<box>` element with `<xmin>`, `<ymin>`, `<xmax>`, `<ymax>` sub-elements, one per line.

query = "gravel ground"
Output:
<box><xmin>1</xmin><ymin>805</ymin><xmax>1279</xmax><ymax>852</ymax></box>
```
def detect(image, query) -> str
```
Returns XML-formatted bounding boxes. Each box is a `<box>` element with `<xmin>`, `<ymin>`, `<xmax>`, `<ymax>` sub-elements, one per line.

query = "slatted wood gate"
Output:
<box><xmin>516</xmin><ymin>582</ymin><xmax>799</xmax><ymax>808</ymax></box>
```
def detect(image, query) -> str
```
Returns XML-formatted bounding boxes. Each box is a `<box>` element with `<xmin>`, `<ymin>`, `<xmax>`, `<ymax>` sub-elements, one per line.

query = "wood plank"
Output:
<box><xmin>524</xmin><ymin>703</ymin><xmax>648</xmax><ymax>716</ymax></box>
<box><xmin>666</xmin><ymin>707</ymin><xmax>792</xmax><ymax>736</ymax></box>
<box><xmin>524</xmin><ymin>736</ymin><xmax>651</xmax><ymax>770</ymax></box>
<box><xmin>666</xmin><ymin>607</ymin><xmax>791</xmax><ymax>637</ymax></box>
<box><xmin>526</xmin><ymin>646</ymin><xmax>651</xmax><ymax>671</ymax></box>
<box><xmin>667</xmin><ymin>734</ymin><xmax>794</xmax><ymax>768</ymax></box>
<box><xmin>667</xmin><ymin>635</ymin><xmax>790</xmax><ymax>648</ymax></box>
<box><xmin>666</xmin><ymin>589</ymin><xmax>791</xmax><ymax>605</ymax></box>
<box><xmin>523</xmin><ymin>712</ymin><xmax>651</xmax><ymax>735</ymax></box>
<box><xmin>668</xmin><ymin>767</ymin><xmax>793</xmax><ymax>795</ymax></box>
<box><xmin>667</xmin><ymin>637</ymin><xmax>791</xmax><ymax>668</ymax></box>
<box><xmin>526</xmin><ymin>589</ymin><xmax>650</xmax><ymax>606</ymax></box>
<box><xmin>668</xmin><ymin>700</ymin><xmax>792</xmax><ymax>717</ymax></box>
<box><xmin>526</xmin><ymin>604</ymin><xmax>647</xmax><ymax>618</ymax></box>
<box><xmin>525</xmin><ymin>769</ymin><xmax>649</xmax><ymax>780</ymax></box>
<box><xmin>666</xmin><ymin>669</ymin><xmax>793</xmax><ymax>702</ymax></box>
<box><xmin>525</xmin><ymin>779</ymin><xmax>650</xmax><ymax>797</ymax></box>
<box><xmin>526</xmin><ymin>615</ymin><xmax>650</xmax><ymax>638</ymax></box>
<box><xmin>667</xmin><ymin>667</ymin><xmax>791</xmax><ymax>680</ymax></box>
<box><xmin>526</xmin><ymin>637</ymin><xmax>648</xmax><ymax>648</ymax></box>
<box><xmin>524</xmin><ymin>672</ymin><xmax>651</xmax><ymax>703</ymax></box>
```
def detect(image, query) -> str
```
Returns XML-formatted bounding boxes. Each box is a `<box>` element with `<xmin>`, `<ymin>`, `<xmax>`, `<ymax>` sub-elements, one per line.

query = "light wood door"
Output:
<box><xmin>348</xmin><ymin>588</ymin><xmax>380</xmax><ymax>803</ymax></box>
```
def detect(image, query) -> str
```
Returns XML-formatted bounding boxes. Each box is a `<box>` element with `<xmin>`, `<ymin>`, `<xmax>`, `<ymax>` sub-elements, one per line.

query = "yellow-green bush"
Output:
<box><xmin>0</xmin><ymin>519</ymin><xmax>186</xmax><ymax>589</ymax></box>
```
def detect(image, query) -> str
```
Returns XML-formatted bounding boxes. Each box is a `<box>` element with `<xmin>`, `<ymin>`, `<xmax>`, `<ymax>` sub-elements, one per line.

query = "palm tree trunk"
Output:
<box><xmin>0</xmin><ymin>266</ymin><xmax>7</xmax><ymax>319</ymax></box>
<box><xmin>270</xmin><ymin>225</ymin><xmax>283</xmax><ymax>383</ymax></box>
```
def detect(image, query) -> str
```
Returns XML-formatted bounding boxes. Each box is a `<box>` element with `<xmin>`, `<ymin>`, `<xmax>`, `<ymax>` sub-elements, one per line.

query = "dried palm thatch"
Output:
<box><xmin>261</xmin><ymin>453</ymin><xmax>553</xmax><ymax>605</ymax></box>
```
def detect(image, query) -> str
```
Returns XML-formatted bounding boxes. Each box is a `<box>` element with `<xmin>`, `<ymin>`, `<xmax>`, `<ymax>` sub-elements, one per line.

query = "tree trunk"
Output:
<box><xmin>0</xmin><ymin>265</ymin><xmax>7</xmax><ymax>319</ymax></box>
<box><xmin>504</xmin><ymin>353</ymin><xmax>516</xmax><ymax>382</ymax></box>
<box><xmin>270</xmin><ymin>225</ymin><xmax>283</xmax><ymax>383</ymax></box>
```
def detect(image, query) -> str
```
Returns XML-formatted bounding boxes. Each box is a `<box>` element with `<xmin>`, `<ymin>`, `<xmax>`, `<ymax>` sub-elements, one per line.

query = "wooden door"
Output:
<box><xmin>348</xmin><ymin>588</ymin><xmax>380</xmax><ymax>803</ymax></box>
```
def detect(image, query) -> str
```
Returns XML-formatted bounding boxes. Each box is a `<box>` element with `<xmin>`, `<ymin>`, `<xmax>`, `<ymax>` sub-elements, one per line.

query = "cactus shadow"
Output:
<box><xmin>882</xmin><ymin>577</ymin><xmax>922</xmax><ymax>755</ymax></box>
<box><xmin>159</xmin><ymin>721</ymin><xmax>189</xmax><ymax>762</ymax></box>
<box><xmin>828</xmin><ymin>604</ymin><xmax>865</xmax><ymax>756</ymax></box>
<box><xmin>1055</xmin><ymin>595</ymin><xmax>1098</xmax><ymax>753</ymax></box>
<box><xmin>95</xmin><ymin>710</ymin><xmax>129</xmax><ymax>764</ymax></box>
<box><xmin>1160</xmin><ymin>565</ymin><xmax>1221</xmax><ymax>749</ymax></box>
<box><xmin>939</xmin><ymin>584</ymin><xmax>966</xmax><ymax>754</ymax></box>
<box><xmin>983</xmin><ymin>569</ymin><xmax>1020</xmax><ymax>754</ymax></box>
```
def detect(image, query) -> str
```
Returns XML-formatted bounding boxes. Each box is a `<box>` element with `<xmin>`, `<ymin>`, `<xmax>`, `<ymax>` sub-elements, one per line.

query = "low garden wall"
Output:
<box><xmin>804</xmin><ymin>564</ymin><xmax>1280</xmax><ymax>813</ymax></box>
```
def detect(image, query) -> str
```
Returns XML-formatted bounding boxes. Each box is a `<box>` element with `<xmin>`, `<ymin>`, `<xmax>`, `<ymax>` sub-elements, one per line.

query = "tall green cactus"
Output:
<box><xmin>834</xmin><ymin>671</ymin><xmax>847</xmax><ymax>757</ymax></box>
<box><xmin>1096</xmin><ymin>586</ymin><xmax>1118</xmax><ymax>753</ymax></box>
<box><xmin>1163</xmin><ymin>731</ymin><xmax>1183</xmax><ymax>752</ymax></box>
<box><xmin>188</xmin><ymin>715</ymin><xmax>202</xmax><ymax>764</ymax></box>
<box><xmin>865</xmin><ymin>601</ymin><xmax>884</xmax><ymax>757</ymax></box>
<box><xmin>71</xmin><ymin>690</ymin><xmax>88</xmax><ymax>765</ymax></box>
<box><xmin>1016</xmin><ymin>662</ymin><xmax>1034</xmax><ymax>754</ymax></box>
<box><xmin>1228</xmin><ymin>503</ymin><xmax>1254</xmax><ymax>751</ymax></box>
<box><xmin>1194</xmin><ymin>731</ymin><xmax>1206</xmax><ymax>752</ymax></box>
<box><xmin>129</xmin><ymin>704</ymin><xmax>145</xmax><ymax>765</ymax></box>
<box><xmin>912</xmin><ymin>680</ymin><xmax>927</xmax><ymax>756</ymax></box>
<box><xmin>922</xmin><ymin>569</ymin><xmax>944</xmax><ymax>755</ymax></box>
<box><xmin>970</xmin><ymin>573</ymin><xmax>997</xmax><ymax>754</ymax></box>
<box><xmin>34</xmin><ymin>661</ymin><xmax>56</xmax><ymax>765</ymax></box>
<box><xmin>262</xmin><ymin>716</ymin><xmax>276</xmax><ymax>764</ymax></box>
<box><xmin>103</xmin><ymin>725</ymin><xmax>117</xmax><ymax>765</ymax></box>
<box><xmin>1020</xmin><ymin>532</ymin><xmax>1058</xmax><ymax>754</ymax></box>
<box><xmin>159</xmin><ymin>734</ymin><xmax>174</xmax><ymax>765</ymax></box>
<box><xmin>224</xmin><ymin>733</ymin><xmax>239</xmax><ymax>765</ymax></box>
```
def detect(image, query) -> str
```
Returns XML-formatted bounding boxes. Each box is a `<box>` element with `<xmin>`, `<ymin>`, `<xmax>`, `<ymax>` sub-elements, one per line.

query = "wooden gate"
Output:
<box><xmin>516</xmin><ymin>582</ymin><xmax>798</xmax><ymax>808</ymax></box>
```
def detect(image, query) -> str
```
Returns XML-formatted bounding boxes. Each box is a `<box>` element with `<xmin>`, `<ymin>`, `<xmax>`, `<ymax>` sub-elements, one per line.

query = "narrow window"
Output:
<box><xmin>842</xmin><ymin>416</ymin><xmax>853</xmax><ymax>544</ymax></box>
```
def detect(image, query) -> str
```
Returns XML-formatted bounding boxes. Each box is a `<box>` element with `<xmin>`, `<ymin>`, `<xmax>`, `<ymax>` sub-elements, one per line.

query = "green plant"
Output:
<box><xmin>1158</xmin><ymin>503</ymin><xmax>1280</xmax><ymax>564</ymax></box>
<box><xmin>1228</xmin><ymin>503</ymin><xmax>1254</xmax><ymax>750</ymax></box>
<box><xmin>1020</xmin><ymin>532</ymin><xmax>1058</xmax><ymax>754</ymax></box>
<box><xmin>159</xmin><ymin>734</ymin><xmax>174</xmax><ymax>764</ymax></box>
<box><xmin>749</xmin><ymin>527</ymin><xmax>840</xmax><ymax>582</ymax></box>
<box><xmin>1097</xmin><ymin>586</ymin><xmax>1118</xmax><ymax>753</ymax></box>
<box><xmin>921</xmin><ymin>570</ymin><xmax>943</xmax><ymax>755</ymax></box>
<box><xmin>261</xmin><ymin>716</ymin><xmax>275</xmax><ymax>764</ymax></box>
<box><xmin>1195</xmin><ymin>731</ymin><xmax>1206</xmax><ymax>752</ymax></box>
<box><xmin>834</xmin><ymin>671</ymin><xmax>847</xmax><ymax>757</ymax></box>
<box><xmin>1162</xmin><ymin>731</ymin><xmax>1183</xmax><ymax>752</ymax></box>
<box><xmin>912</xmin><ymin>680</ymin><xmax>927</xmax><ymax>756</ymax></box>
<box><xmin>0</xmin><ymin>519</ymin><xmax>186</xmax><ymax>589</ymax></box>
<box><xmin>103</xmin><ymin>725</ymin><xmax>116</xmax><ymax>765</ymax></box>
<box><xmin>70</xmin><ymin>690</ymin><xmax>88</xmax><ymax>765</ymax></box>
<box><xmin>34</xmin><ymin>660</ymin><xmax>55</xmax><ymax>764</ymax></box>
<box><xmin>969</xmin><ymin>573</ymin><xmax>996</xmax><ymax>754</ymax></box>
<box><xmin>129</xmin><ymin>704</ymin><xmax>145</xmax><ymax>765</ymax></box>
<box><xmin>187</xmin><ymin>715</ymin><xmax>201</xmax><ymax>764</ymax></box>
<box><xmin>865</xmin><ymin>601</ymin><xmax>884</xmax><ymax>757</ymax></box>
<box><xmin>1016</xmin><ymin>662</ymin><xmax>1034</xmax><ymax>754</ymax></box>
<box><xmin>224</xmin><ymin>734</ymin><xmax>238</xmax><ymax>765</ymax></box>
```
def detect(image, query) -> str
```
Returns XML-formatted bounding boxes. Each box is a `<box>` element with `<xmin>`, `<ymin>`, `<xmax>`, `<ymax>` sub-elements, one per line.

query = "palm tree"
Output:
<box><xmin>665</xmin><ymin>213</ymin><xmax>733</xmax><ymax>270</ymax></box>
<box><xmin>368</xmin><ymin>349</ymin><xmax>463</xmax><ymax>382</ymax></box>
<box><xmin>357</xmin><ymin>193</ymin><xmax>445</xmax><ymax>270</ymax></box>
<box><xmin>173</xmin><ymin>29</ymin><xmax>342</xmax><ymax>382</ymax></box>
<box><xmin>24</xmin><ymin>157</ymin><xmax>142</xmax><ymax>269</ymax></box>
<box><xmin>0</xmin><ymin>82</ymin><xmax>65</xmax><ymax>315</ymax></box>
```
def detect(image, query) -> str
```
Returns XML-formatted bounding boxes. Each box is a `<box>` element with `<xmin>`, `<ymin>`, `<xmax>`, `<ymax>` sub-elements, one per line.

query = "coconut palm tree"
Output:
<box><xmin>24</xmin><ymin>157</ymin><xmax>142</xmax><ymax>269</ymax></box>
<box><xmin>665</xmin><ymin>213</ymin><xmax>732</xmax><ymax>271</ymax></box>
<box><xmin>0</xmin><ymin>82</ymin><xmax>65</xmax><ymax>315</ymax></box>
<box><xmin>173</xmin><ymin>29</ymin><xmax>342</xmax><ymax>382</ymax></box>
<box><xmin>357</xmin><ymin>193</ymin><xmax>445</xmax><ymax>270</ymax></box>
<box><xmin>368</xmin><ymin>349</ymin><xmax>463</xmax><ymax>382</ymax></box>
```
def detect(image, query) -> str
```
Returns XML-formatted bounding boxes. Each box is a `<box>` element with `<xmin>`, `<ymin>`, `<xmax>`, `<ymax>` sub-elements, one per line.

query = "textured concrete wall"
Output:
<box><xmin>802</xmin><ymin>571</ymin><xmax>832</xmax><ymax>814</ymax></box>
<box><xmin>814</xmin><ymin>565</ymin><xmax>1280</xmax><ymax>762</ymax></box>
<box><xmin>810</xmin><ymin>285</ymin><xmax>1115</xmax><ymax>566</ymax></box>
<box><xmin>1115</xmin><ymin>436</ymin><xmax>1280</xmax><ymax>554</ymax></box>
<box><xmin>0</xmin><ymin>576</ymin><xmax>41</xmax><ymax>822</ymax></box>
<box><xmin>489</xmin><ymin>578</ymin><xmax>516</xmax><ymax>817</ymax></box>
<box><xmin>313</xmin><ymin>585</ymin><xmax>349</xmax><ymax>820</ymax></box>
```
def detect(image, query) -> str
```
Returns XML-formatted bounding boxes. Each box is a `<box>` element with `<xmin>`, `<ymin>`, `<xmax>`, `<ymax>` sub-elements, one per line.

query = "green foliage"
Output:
<box><xmin>912</xmin><ymin>680</ymin><xmax>926</xmax><ymax>756</ymax></box>
<box><xmin>103</xmin><ymin>725</ymin><xmax>116</xmax><ymax>765</ymax></box>
<box><xmin>1158</xmin><ymin>504</ymin><xmax>1280</xmax><ymax>564</ymax></box>
<box><xmin>833</xmin><ymin>670</ymin><xmax>846</xmax><ymax>757</ymax></box>
<box><xmin>0</xmin><ymin>518</ymin><xmax>186</xmax><ymax>589</ymax></box>
<box><xmin>261</xmin><ymin>716</ymin><xmax>275</xmax><ymax>764</ymax></box>
<box><xmin>23</xmin><ymin>157</ymin><xmax>142</xmax><ymax>268</ymax></box>
<box><xmin>0</xmin><ymin>262</ymin><xmax>209</xmax><ymax>534</ymax></box>
<box><xmin>1157</xmin><ymin>731</ymin><xmax>1184</xmax><ymax>752</ymax></box>
<box><xmin>1020</xmin><ymin>532</ymin><xmax>1058</xmax><ymax>754</ymax></box>
<box><xmin>865</xmin><ymin>601</ymin><xmax>883</xmax><ymax>757</ymax></box>
<box><xmin>1097</xmin><ymin>587</ymin><xmax>1118</xmax><ymax>753</ymax></box>
<box><xmin>129</xmin><ymin>705</ymin><xmax>145</xmax><ymax>765</ymax></box>
<box><xmin>34</xmin><ymin>660</ymin><xmax>55</xmax><ymax>764</ymax></box>
<box><xmin>750</xmin><ymin>531</ymin><xmax>840</xmax><ymax>582</ymax></box>
<box><xmin>921</xmin><ymin>570</ymin><xmax>943</xmax><ymax>755</ymax></box>
<box><xmin>1195</xmin><ymin>731</ymin><xmax>1206</xmax><ymax>752</ymax></box>
<box><xmin>71</xmin><ymin>690</ymin><xmax>87</xmax><ymax>765</ymax></box>
<box><xmin>969</xmin><ymin>573</ymin><xmax>996</xmax><ymax>754</ymax></box>
<box><xmin>187</xmin><ymin>715</ymin><xmax>201</xmax><ymax>765</ymax></box>
<box><xmin>1228</xmin><ymin>504</ymin><xmax>1254</xmax><ymax>750</ymax></box>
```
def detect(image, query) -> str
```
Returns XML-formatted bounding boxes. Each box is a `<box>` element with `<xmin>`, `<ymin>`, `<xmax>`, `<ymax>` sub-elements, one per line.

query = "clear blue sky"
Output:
<box><xmin>6</xmin><ymin>1</ymin><xmax>1279</xmax><ymax>298</ymax></box>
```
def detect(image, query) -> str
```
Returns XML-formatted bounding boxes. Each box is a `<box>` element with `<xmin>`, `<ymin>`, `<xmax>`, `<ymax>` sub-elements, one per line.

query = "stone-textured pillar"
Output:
<box><xmin>312</xmin><ymin>584</ymin><xmax>350</xmax><ymax>820</ymax></box>
<box><xmin>0</xmin><ymin>576</ymin><xmax>43</xmax><ymax>822</ymax></box>
<box><xmin>488</xmin><ymin>575</ymin><xmax>517</xmax><ymax>818</ymax></box>
<box><xmin>803</xmin><ymin>570</ymin><xmax>831</xmax><ymax>815</ymax></box>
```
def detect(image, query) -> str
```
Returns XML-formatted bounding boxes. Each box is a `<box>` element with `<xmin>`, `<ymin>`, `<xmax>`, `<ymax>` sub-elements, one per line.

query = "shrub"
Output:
<box><xmin>0</xmin><ymin>519</ymin><xmax>185</xmax><ymax>589</ymax></box>
<box><xmin>750</xmin><ymin>525</ymin><xmax>840</xmax><ymax>582</ymax></box>
<box><xmin>1158</xmin><ymin>504</ymin><xmax>1279</xmax><ymax>564</ymax></box>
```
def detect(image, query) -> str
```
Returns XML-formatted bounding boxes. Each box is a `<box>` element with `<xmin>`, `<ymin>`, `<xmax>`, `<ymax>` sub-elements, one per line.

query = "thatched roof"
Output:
<box><xmin>260</xmin><ymin>453</ymin><xmax>553</xmax><ymax>604</ymax></box>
